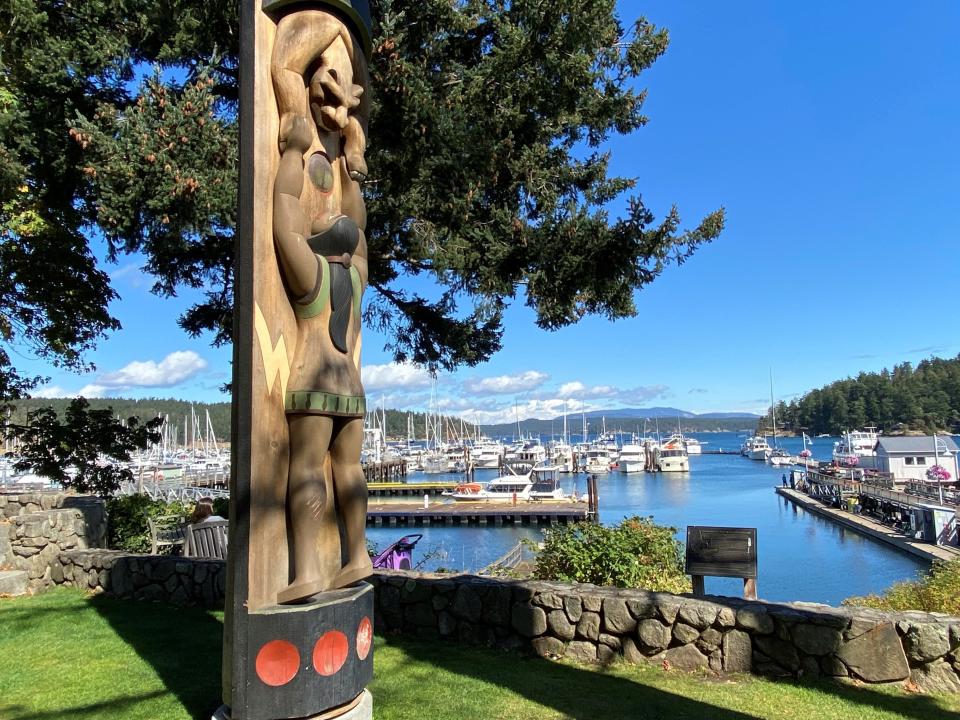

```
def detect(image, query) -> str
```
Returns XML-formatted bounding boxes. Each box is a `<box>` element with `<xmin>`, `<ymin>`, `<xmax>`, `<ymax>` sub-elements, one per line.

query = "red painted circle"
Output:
<box><xmin>356</xmin><ymin>616</ymin><xmax>373</xmax><ymax>661</ymax></box>
<box><xmin>313</xmin><ymin>631</ymin><xmax>349</xmax><ymax>676</ymax></box>
<box><xmin>255</xmin><ymin>640</ymin><xmax>300</xmax><ymax>687</ymax></box>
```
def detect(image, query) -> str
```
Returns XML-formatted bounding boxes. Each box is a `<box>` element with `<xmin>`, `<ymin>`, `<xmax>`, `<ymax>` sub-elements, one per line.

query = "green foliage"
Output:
<box><xmin>6</xmin><ymin>398</ymin><xmax>162</xmax><ymax>497</ymax></box>
<box><xmin>532</xmin><ymin>516</ymin><xmax>690</xmax><ymax>593</ymax></box>
<box><xmin>106</xmin><ymin>494</ymin><xmax>189</xmax><ymax>553</ymax></box>
<box><xmin>759</xmin><ymin>354</ymin><xmax>960</xmax><ymax>435</ymax></box>
<box><xmin>1</xmin><ymin>0</ymin><xmax>723</xmax><ymax>381</ymax></box>
<box><xmin>5</xmin><ymin>396</ymin><xmax>233</xmax><ymax>444</ymax></box>
<box><xmin>843</xmin><ymin>558</ymin><xmax>960</xmax><ymax>616</ymax></box>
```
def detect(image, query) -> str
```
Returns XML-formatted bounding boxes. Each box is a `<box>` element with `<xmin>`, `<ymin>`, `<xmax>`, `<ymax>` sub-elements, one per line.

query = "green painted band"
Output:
<box><xmin>295</xmin><ymin>256</ymin><xmax>331</xmax><ymax>319</ymax></box>
<box><xmin>285</xmin><ymin>390</ymin><xmax>366</xmax><ymax>416</ymax></box>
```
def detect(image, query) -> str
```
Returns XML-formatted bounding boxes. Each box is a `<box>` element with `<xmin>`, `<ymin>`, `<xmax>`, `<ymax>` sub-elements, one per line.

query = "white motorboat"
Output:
<box><xmin>446</xmin><ymin>462</ymin><xmax>534</xmax><ymax>502</ymax></box>
<box><xmin>471</xmin><ymin>439</ymin><xmax>505</xmax><ymax>469</ymax></box>
<box><xmin>529</xmin><ymin>465</ymin><xmax>568</xmax><ymax>500</ymax></box>
<box><xmin>684</xmin><ymin>437</ymin><xmax>703</xmax><ymax>455</ymax></box>
<box><xmin>655</xmin><ymin>439</ymin><xmax>690</xmax><ymax>472</ymax></box>
<box><xmin>833</xmin><ymin>428</ymin><xmax>879</xmax><ymax>467</ymax></box>
<box><xmin>743</xmin><ymin>436</ymin><xmax>770</xmax><ymax>461</ymax></box>
<box><xmin>618</xmin><ymin>443</ymin><xmax>646</xmax><ymax>473</ymax></box>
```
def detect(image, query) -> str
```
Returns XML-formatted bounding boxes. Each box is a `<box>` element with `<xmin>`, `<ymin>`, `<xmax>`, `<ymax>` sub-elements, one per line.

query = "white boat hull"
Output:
<box><xmin>658</xmin><ymin>457</ymin><xmax>690</xmax><ymax>472</ymax></box>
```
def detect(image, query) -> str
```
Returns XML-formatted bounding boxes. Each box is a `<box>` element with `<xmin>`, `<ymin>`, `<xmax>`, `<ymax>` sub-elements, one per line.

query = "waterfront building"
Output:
<box><xmin>874</xmin><ymin>436</ymin><xmax>959</xmax><ymax>484</ymax></box>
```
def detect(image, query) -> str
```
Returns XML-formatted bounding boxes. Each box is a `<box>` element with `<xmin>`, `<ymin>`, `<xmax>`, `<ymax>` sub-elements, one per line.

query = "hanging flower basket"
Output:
<box><xmin>799</xmin><ymin>449</ymin><xmax>812</xmax><ymax>458</ymax></box>
<box><xmin>926</xmin><ymin>464</ymin><xmax>952</xmax><ymax>482</ymax></box>
<box><xmin>843</xmin><ymin>456</ymin><xmax>859</xmax><ymax>467</ymax></box>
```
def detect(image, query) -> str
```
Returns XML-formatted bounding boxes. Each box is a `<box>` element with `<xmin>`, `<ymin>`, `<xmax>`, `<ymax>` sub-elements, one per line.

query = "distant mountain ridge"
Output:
<box><xmin>560</xmin><ymin>407</ymin><xmax>760</xmax><ymax>421</ymax></box>
<box><xmin>479</xmin><ymin>407</ymin><xmax>761</xmax><ymax>437</ymax></box>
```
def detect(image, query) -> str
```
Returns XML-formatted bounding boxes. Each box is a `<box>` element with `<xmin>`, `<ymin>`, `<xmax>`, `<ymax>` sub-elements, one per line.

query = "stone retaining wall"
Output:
<box><xmin>46</xmin><ymin>550</ymin><xmax>960</xmax><ymax>694</ymax></box>
<box><xmin>0</xmin><ymin>492</ymin><xmax>106</xmax><ymax>589</ymax></box>
<box><xmin>55</xmin><ymin>549</ymin><xmax>226</xmax><ymax>608</ymax></box>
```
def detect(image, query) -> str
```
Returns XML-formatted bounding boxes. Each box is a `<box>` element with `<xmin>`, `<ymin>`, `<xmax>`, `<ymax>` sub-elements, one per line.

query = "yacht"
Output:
<box><xmin>618</xmin><ymin>443</ymin><xmax>646</xmax><ymax>474</ymax></box>
<box><xmin>654</xmin><ymin>439</ymin><xmax>690</xmax><ymax>472</ymax></box>
<box><xmin>743</xmin><ymin>436</ymin><xmax>770</xmax><ymax>461</ymax></box>
<box><xmin>471</xmin><ymin>439</ymin><xmax>505</xmax><ymax>469</ymax></box>
<box><xmin>446</xmin><ymin>462</ymin><xmax>534</xmax><ymax>502</ymax></box>
<box><xmin>684</xmin><ymin>437</ymin><xmax>703</xmax><ymax>455</ymax></box>
<box><xmin>833</xmin><ymin>428</ymin><xmax>879</xmax><ymax>466</ymax></box>
<box><xmin>529</xmin><ymin>465</ymin><xmax>568</xmax><ymax>500</ymax></box>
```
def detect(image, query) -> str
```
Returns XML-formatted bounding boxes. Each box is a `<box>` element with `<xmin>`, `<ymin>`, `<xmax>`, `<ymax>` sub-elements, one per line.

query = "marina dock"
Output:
<box><xmin>775</xmin><ymin>487</ymin><xmax>960</xmax><ymax>564</ymax></box>
<box><xmin>362</xmin><ymin>460</ymin><xmax>407</xmax><ymax>482</ymax></box>
<box><xmin>367</xmin><ymin>482</ymin><xmax>455</xmax><ymax>497</ymax></box>
<box><xmin>367</xmin><ymin>500</ymin><xmax>592</xmax><ymax>527</ymax></box>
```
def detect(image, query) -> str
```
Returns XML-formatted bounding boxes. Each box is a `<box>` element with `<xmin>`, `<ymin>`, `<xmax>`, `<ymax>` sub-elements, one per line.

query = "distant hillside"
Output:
<box><xmin>481</xmin><ymin>413</ymin><xmax>759</xmax><ymax>438</ymax></box>
<box><xmin>574</xmin><ymin>407</ymin><xmax>759</xmax><ymax>420</ymax></box>
<box><xmin>758</xmin><ymin>354</ymin><xmax>960</xmax><ymax>436</ymax></box>
<box><xmin>5</xmin><ymin>397</ymin><xmax>475</xmax><ymax>445</ymax></box>
<box><xmin>6</xmin><ymin>397</ymin><xmax>233</xmax><ymax>441</ymax></box>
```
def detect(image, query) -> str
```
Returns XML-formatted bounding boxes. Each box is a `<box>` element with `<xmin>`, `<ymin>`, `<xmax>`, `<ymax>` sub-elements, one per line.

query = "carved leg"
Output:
<box><xmin>278</xmin><ymin>413</ymin><xmax>334</xmax><ymax>604</ymax></box>
<box><xmin>329</xmin><ymin>416</ymin><xmax>372</xmax><ymax>589</ymax></box>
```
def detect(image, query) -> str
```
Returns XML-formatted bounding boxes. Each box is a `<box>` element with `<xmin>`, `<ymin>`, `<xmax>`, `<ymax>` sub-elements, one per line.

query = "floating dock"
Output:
<box><xmin>366</xmin><ymin>500</ymin><xmax>592</xmax><ymax>527</ymax></box>
<box><xmin>367</xmin><ymin>482</ymin><xmax>456</xmax><ymax>498</ymax></box>
<box><xmin>775</xmin><ymin>487</ymin><xmax>960</xmax><ymax>564</ymax></box>
<box><xmin>362</xmin><ymin>460</ymin><xmax>407</xmax><ymax>483</ymax></box>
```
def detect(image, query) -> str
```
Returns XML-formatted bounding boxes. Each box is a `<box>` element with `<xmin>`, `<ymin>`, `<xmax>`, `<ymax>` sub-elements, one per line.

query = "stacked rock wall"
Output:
<box><xmin>0</xmin><ymin>492</ymin><xmax>106</xmax><ymax>589</ymax></box>
<box><xmin>43</xmin><ymin>550</ymin><xmax>960</xmax><ymax>694</ymax></box>
<box><xmin>366</xmin><ymin>571</ymin><xmax>960</xmax><ymax>694</ymax></box>
<box><xmin>54</xmin><ymin>549</ymin><xmax>226</xmax><ymax>608</ymax></box>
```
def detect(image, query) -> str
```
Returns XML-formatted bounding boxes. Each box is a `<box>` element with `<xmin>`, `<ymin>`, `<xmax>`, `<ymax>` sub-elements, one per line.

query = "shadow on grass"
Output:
<box><xmin>88</xmin><ymin>594</ymin><xmax>223</xmax><ymax>720</ymax></box>
<box><xmin>383</xmin><ymin>634</ymin><xmax>958</xmax><ymax>720</ymax></box>
<box><xmin>792</xmin><ymin>676</ymin><xmax>958</xmax><ymax>720</ymax></box>
<box><xmin>379</xmin><ymin>635</ymin><xmax>761</xmax><ymax>720</ymax></box>
<box><xmin>0</xmin><ymin>690</ymin><xmax>169</xmax><ymax>720</ymax></box>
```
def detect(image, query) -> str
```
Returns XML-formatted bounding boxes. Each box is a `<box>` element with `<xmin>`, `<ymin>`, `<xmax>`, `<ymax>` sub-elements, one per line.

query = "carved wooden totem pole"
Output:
<box><xmin>223</xmin><ymin>1</ymin><xmax>374</xmax><ymax>718</ymax></box>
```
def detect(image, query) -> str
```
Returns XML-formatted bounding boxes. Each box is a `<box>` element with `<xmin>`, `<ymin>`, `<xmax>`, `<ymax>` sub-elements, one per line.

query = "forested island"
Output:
<box><xmin>758</xmin><ymin>355</ymin><xmax>960</xmax><ymax>436</ymax></box>
<box><xmin>3</xmin><ymin>399</ymin><xmax>475</xmax><ymax>446</ymax></box>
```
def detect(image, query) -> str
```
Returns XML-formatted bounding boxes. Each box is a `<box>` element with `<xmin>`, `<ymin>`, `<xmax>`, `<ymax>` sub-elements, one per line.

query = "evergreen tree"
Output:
<box><xmin>1</xmin><ymin>0</ymin><xmax>723</xmax><ymax>396</ymax></box>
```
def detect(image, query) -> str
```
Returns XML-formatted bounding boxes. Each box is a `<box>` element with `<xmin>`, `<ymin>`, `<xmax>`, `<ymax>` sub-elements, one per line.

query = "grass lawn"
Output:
<box><xmin>1</xmin><ymin>588</ymin><xmax>958</xmax><ymax>720</ymax></box>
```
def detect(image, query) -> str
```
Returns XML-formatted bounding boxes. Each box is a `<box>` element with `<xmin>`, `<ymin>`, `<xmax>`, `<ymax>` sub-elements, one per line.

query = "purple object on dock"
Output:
<box><xmin>372</xmin><ymin>534</ymin><xmax>422</xmax><ymax>570</ymax></box>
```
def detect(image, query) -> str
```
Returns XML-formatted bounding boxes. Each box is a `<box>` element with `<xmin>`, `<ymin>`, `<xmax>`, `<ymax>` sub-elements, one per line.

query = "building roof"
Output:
<box><xmin>876</xmin><ymin>436</ymin><xmax>959</xmax><ymax>455</ymax></box>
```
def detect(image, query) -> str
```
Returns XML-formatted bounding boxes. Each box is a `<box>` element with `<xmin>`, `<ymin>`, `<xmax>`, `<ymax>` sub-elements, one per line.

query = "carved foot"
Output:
<box><xmin>332</xmin><ymin>558</ymin><xmax>373</xmax><ymax>590</ymax></box>
<box><xmin>277</xmin><ymin>577</ymin><xmax>328</xmax><ymax>605</ymax></box>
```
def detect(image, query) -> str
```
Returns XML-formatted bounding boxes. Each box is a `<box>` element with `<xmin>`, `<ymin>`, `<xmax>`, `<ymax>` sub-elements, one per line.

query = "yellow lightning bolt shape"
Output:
<box><xmin>254</xmin><ymin>303</ymin><xmax>290</xmax><ymax>397</ymax></box>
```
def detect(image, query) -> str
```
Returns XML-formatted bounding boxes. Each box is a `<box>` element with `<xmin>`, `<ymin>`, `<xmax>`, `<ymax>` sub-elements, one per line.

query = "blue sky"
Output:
<box><xmin>24</xmin><ymin>0</ymin><xmax>960</xmax><ymax>424</ymax></box>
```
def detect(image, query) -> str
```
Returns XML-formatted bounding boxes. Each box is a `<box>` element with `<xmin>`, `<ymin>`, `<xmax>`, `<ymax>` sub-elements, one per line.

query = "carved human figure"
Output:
<box><xmin>270</xmin><ymin>6</ymin><xmax>372</xmax><ymax>603</ymax></box>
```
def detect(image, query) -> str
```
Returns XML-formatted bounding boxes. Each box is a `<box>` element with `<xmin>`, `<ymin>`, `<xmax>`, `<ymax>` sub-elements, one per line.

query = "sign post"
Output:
<box><xmin>685</xmin><ymin>526</ymin><xmax>758</xmax><ymax>600</ymax></box>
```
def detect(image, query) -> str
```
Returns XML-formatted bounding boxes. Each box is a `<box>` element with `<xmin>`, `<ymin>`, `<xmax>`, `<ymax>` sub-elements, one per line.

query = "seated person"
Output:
<box><xmin>189</xmin><ymin>497</ymin><xmax>226</xmax><ymax>524</ymax></box>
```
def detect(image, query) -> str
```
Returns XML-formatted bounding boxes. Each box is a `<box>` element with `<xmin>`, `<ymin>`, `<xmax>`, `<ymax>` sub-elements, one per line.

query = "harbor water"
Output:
<box><xmin>367</xmin><ymin>432</ymin><xmax>928</xmax><ymax>606</ymax></box>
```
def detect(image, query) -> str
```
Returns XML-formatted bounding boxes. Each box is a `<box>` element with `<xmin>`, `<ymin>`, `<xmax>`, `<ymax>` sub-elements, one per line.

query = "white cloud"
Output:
<box><xmin>78</xmin><ymin>384</ymin><xmax>108</xmax><ymax>398</ymax></box>
<box><xmin>362</xmin><ymin>362</ymin><xmax>432</xmax><ymax>392</ymax></box>
<box><xmin>557</xmin><ymin>381</ymin><xmax>618</xmax><ymax>400</ymax></box>
<box><xmin>463</xmin><ymin>371</ymin><xmax>549</xmax><ymax>395</ymax></box>
<box><xmin>30</xmin><ymin>385</ymin><xmax>68</xmax><ymax>399</ymax></box>
<box><xmin>98</xmin><ymin>351</ymin><xmax>208</xmax><ymax>388</ymax></box>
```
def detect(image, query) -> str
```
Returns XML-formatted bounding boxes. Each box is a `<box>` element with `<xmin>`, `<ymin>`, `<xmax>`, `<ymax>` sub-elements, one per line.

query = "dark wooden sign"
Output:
<box><xmin>685</xmin><ymin>526</ymin><xmax>757</xmax><ymax>579</ymax></box>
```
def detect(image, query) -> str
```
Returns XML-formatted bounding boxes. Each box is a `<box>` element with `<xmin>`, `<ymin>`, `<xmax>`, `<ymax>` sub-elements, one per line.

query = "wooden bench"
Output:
<box><xmin>184</xmin><ymin>520</ymin><xmax>229</xmax><ymax>560</ymax></box>
<box><xmin>147</xmin><ymin>514</ymin><xmax>186</xmax><ymax>555</ymax></box>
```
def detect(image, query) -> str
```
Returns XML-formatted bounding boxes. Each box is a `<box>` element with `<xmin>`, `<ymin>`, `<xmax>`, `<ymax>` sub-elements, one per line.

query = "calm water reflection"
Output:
<box><xmin>367</xmin><ymin>433</ymin><xmax>927</xmax><ymax>605</ymax></box>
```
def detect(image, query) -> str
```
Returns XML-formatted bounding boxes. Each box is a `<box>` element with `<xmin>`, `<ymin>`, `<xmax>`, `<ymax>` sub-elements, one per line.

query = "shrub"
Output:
<box><xmin>843</xmin><ymin>558</ymin><xmax>960</xmax><ymax>615</ymax></box>
<box><xmin>532</xmin><ymin>516</ymin><xmax>690</xmax><ymax>594</ymax></box>
<box><xmin>106</xmin><ymin>495</ymin><xmax>190</xmax><ymax>553</ymax></box>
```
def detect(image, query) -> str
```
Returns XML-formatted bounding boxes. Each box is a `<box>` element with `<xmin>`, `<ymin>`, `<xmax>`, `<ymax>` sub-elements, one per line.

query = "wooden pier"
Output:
<box><xmin>367</xmin><ymin>482</ymin><xmax>456</xmax><ymax>498</ymax></box>
<box><xmin>366</xmin><ymin>500</ymin><xmax>592</xmax><ymax>528</ymax></box>
<box><xmin>362</xmin><ymin>459</ymin><xmax>407</xmax><ymax>482</ymax></box>
<box><xmin>775</xmin><ymin>487</ymin><xmax>960</xmax><ymax>563</ymax></box>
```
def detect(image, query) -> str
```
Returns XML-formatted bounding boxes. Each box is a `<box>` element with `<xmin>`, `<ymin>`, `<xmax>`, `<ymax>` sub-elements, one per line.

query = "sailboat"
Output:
<box><xmin>766</xmin><ymin>371</ymin><xmax>797</xmax><ymax>467</ymax></box>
